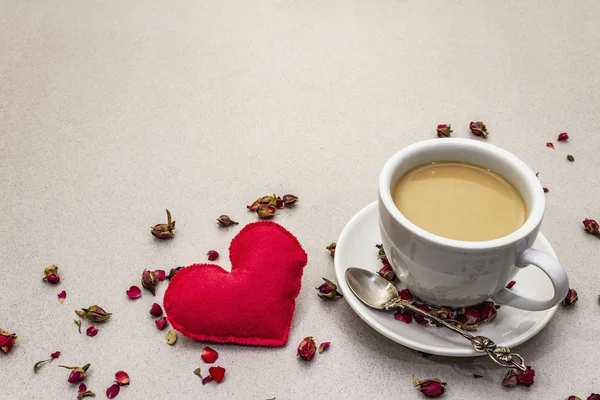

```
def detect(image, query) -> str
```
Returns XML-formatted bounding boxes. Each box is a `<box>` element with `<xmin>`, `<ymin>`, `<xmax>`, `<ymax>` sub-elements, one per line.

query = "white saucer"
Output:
<box><xmin>334</xmin><ymin>201</ymin><xmax>559</xmax><ymax>357</ymax></box>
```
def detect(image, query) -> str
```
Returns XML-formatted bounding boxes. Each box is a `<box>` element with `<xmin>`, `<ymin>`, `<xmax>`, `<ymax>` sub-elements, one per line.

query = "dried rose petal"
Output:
<box><xmin>413</xmin><ymin>304</ymin><xmax>431</xmax><ymax>325</ymax></box>
<box><xmin>558</xmin><ymin>132</ymin><xmax>569</xmax><ymax>141</ymax></box>
<box><xmin>326</xmin><ymin>242</ymin><xmax>336</xmax><ymax>257</ymax></box>
<box><xmin>217</xmin><ymin>215</ymin><xmax>239</xmax><ymax>227</ymax></box>
<box><xmin>151</xmin><ymin>209</ymin><xmax>175</xmax><ymax>239</ymax></box>
<box><xmin>276</xmin><ymin>197</ymin><xmax>284</xmax><ymax>209</ymax></box>
<box><xmin>86</xmin><ymin>326</ymin><xmax>98</xmax><ymax>337</ymax></box>
<box><xmin>208</xmin><ymin>366</ymin><xmax>226</xmax><ymax>383</ymax></box>
<box><xmin>106</xmin><ymin>383</ymin><xmax>120</xmax><ymax>399</ymax></box>
<box><xmin>543</xmin><ymin>187</ymin><xmax>549</xmax><ymax>193</ymax></box>
<box><xmin>59</xmin><ymin>364</ymin><xmax>90</xmax><ymax>384</ymax></box>
<box><xmin>547</xmin><ymin>142</ymin><xmax>555</xmax><ymax>149</ymax></box>
<box><xmin>207</xmin><ymin>250</ymin><xmax>219</xmax><ymax>261</ymax></box>
<box><xmin>201</xmin><ymin>347</ymin><xmax>219</xmax><ymax>364</ymax></box>
<box><xmin>257</xmin><ymin>204</ymin><xmax>276</xmax><ymax>219</ymax></box>
<box><xmin>477</xmin><ymin>301</ymin><xmax>498</xmax><ymax>324</ymax></box>
<box><xmin>318</xmin><ymin>342</ymin><xmax>330</xmax><ymax>354</ymax></box>
<box><xmin>202</xmin><ymin>375</ymin><xmax>214</xmax><ymax>385</ymax></box>
<box><xmin>282</xmin><ymin>194</ymin><xmax>298</xmax><ymax>206</ymax></box>
<box><xmin>51</xmin><ymin>351</ymin><xmax>61</xmax><ymax>359</ymax></box>
<box><xmin>297</xmin><ymin>336</ymin><xmax>317</xmax><ymax>361</ymax></box>
<box><xmin>436</xmin><ymin>124</ymin><xmax>452</xmax><ymax>138</ymax></box>
<box><xmin>506</xmin><ymin>281</ymin><xmax>516</xmax><ymax>289</ymax></box>
<box><xmin>583</xmin><ymin>218</ymin><xmax>600</xmax><ymax>235</ymax></box>
<box><xmin>469</xmin><ymin>121</ymin><xmax>488</xmax><ymax>138</ymax></box>
<box><xmin>149</xmin><ymin>303</ymin><xmax>163</xmax><ymax>317</ymax></box>
<box><xmin>398</xmin><ymin>289</ymin><xmax>414</xmax><ymax>302</ymax></box>
<box><xmin>75</xmin><ymin>305</ymin><xmax>111</xmax><ymax>322</ymax></box>
<box><xmin>517</xmin><ymin>366</ymin><xmax>535</xmax><ymax>386</ymax></box>
<box><xmin>0</xmin><ymin>328</ymin><xmax>17</xmax><ymax>354</ymax></box>
<box><xmin>166</xmin><ymin>330</ymin><xmax>177</xmax><ymax>345</ymax></box>
<box><xmin>78</xmin><ymin>384</ymin><xmax>87</xmax><ymax>395</ymax></box>
<box><xmin>167</xmin><ymin>267</ymin><xmax>184</xmax><ymax>280</ymax></box>
<box><xmin>316</xmin><ymin>277</ymin><xmax>343</xmax><ymax>300</ymax></box>
<box><xmin>377</xmin><ymin>264</ymin><xmax>396</xmax><ymax>282</ymax></box>
<box><xmin>567</xmin><ymin>154</ymin><xmax>575</xmax><ymax>162</ymax></box>
<box><xmin>463</xmin><ymin>308</ymin><xmax>480</xmax><ymax>325</ymax></box>
<box><xmin>126</xmin><ymin>285</ymin><xmax>142</xmax><ymax>299</ymax></box>
<box><xmin>413</xmin><ymin>377</ymin><xmax>447</xmax><ymax>397</ymax></box>
<box><xmin>155</xmin><ymin>317</ymin><xmax>168</xmax><ymax>330</ymax></box>
<box><xmin>58</xmin><ymin>290</ymin><xmax>67</xmax><ymax>304</ymax></box>
<box><xmin>115</xmin><ymin>370</ymin><xmax>130</xmax><ymax>386</ymax></box>
<box><xmin>502</xmin><ymin>368</ymin><xmax>519</xmax><ymax>388</ymax></box>
<box><xmin>394</xmin><ymin>310</ymin><xmax>413</xmax><ymax>324</ymax></box>
<box><xmin>154</xmin><ymin>270</ymin><xmax>166</xmax><ymax>281</ymax></box>
<box><xmin>141</xmin><ymin>270</ymin><xmax>158</xmax><ymax>296</ymax></box>
<box><xmin>561</xmin><ymin>288</ymin><xmax>578</xmax><ymax>307</ymax></box>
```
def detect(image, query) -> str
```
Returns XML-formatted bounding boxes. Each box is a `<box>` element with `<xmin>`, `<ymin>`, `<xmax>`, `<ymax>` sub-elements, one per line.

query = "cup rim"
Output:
<box><xmin>379</xmin><ymin>138</ymin><xmax>545</xmax><ymax>250</ymax></box>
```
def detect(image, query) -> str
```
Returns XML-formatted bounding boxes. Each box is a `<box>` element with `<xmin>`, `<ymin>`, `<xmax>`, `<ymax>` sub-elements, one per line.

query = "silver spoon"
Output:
<box><xmin>344</xmin><ymin>267</ymin><xmax>526</xmax><ymax>372</ymax></box>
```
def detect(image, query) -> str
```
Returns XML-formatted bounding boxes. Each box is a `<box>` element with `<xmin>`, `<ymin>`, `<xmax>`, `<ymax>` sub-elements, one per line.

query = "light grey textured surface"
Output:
<box><xmin>1</xmin><ymin>1</ymin><xmax>599</xmax><ymax>399</ymax></box>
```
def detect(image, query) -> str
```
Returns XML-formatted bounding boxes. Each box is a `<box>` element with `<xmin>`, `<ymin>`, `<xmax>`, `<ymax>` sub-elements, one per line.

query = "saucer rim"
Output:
<box><xmin>334</xmin><ymin>200</ymin><xmax>559</xmax><ymax>357</ymax></box>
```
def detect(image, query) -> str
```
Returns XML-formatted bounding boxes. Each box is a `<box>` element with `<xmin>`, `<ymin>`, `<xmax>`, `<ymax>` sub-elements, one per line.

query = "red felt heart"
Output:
<box><xmin>164</xmin><ymin>221</ymin><xmax>307</xmax><ymax>346</ymax></box>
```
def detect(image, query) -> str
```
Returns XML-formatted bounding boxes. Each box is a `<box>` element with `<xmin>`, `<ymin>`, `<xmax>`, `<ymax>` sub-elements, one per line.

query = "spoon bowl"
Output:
<box><xmin>345</xmin><ymin>267</ymin><xmax>399</xmax><ymax>309</ymax></box>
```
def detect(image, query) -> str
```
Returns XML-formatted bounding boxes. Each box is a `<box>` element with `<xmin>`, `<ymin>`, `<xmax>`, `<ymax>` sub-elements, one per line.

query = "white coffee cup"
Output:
<box><xmin>378</xmin><ymin>138</ymin><xmax>569</xmax><ymax>311</ymax></box>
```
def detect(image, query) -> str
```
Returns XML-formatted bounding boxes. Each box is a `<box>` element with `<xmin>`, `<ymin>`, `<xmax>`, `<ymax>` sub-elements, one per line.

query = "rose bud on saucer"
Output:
<box><xmin>377</xmin><ymin>264</ymin><xmax>396</xmax><ymax>282</ymax></box>
<box><xmin>297</xmin><ymin>336</ymin><xmax>317</xmax><ymax>361</ymax></box>
<box><xmin>413</xmin><ymin>377</ymin><xmax>447</xmax><ymax>397</ymax></box>
<box><xmin>436</xmin><ymin>124</ymin><xmax>452</xmax><ymax>138</ymax></box>
<box><xmin>316</xmin><ymin>277</ymin><xmax>343</xmax><ymax>300</ymax></box>
<box><xmin>151</xmin><ymin>209</ymin><xmax>175</xmax><ymax>239</ymax></box>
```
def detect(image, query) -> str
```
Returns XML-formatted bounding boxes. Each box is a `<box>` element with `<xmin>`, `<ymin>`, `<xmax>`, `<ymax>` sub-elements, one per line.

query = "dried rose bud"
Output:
<box><xmin>86</xmin><ymin>326</ymin><xmax>98</xmax><ymax>337</ymax></box>
<box><xmin>106</xmin><ymin>383</ymin><xmax>120</xmax><ymax>399</ymax></box>
<box><xmin>154</xmin><ymin>269</ymin><xmax>166</xmax><ymax>280</ymax></box>
<box><xmin>558</xmin><ymin>132</ymin><xmax>569</xmax><ymax>141</ymax></box>
<box><xmin>567</xmin><ymin>154</ymin><xmax>575</xmax><ymax>162</ymax></box>
<box><xmin>543</xmin><ymin>187</ymin><xmax>549</xmax><ymax>193</ymax></box>
<box><xmin>561</xmin><ymin>288</ymin><xmax>578</xmax><ymax>307</ymax></box>
<box><xmin>297</xmin><ymin>336</ymin><xmax>317</xmax><ymax>361</ymax></box>
<box><xmin>506</xmin><ymin>280</ymin><xmax>516</xmax><ymax>289</ymax></box>
<box><xmin>276</xmin><ymin>197</ymin><xmax>284</xmax><ymax>209</ymax></box>
<box><xmin>151</xmin><ymin>209</ymin><xmax>175</xmax><ymax>239</ymax></box>
<box><xmin>141</xmin><ymin>269</ymin><xmax>159</xmax><ymax>295</ymax></box>
<box><xmin>588</xmin><ymin>395</ymin><xmax>600</xmax><ymax>400</ymax></box>
<box><xmin>59</xmin><ymin>364</ymin><xmax>90</xmax><ymax>384</ymax></box>
<box><xmin>43</xmin><ymin>265</ymin><xmax>60</xmax><ymax>284</ymax></box>
<box><xmin>126</xmin><ymin>285</ymin><xmax>142</xmax><ymax>299</ymax></box>
<box><xmin>282</xmin><ymin>194</ymin><xmax>298</xmax><ymax>206</ymax></box>
<box><xmin>51</xmin><ymin>351</ymin><xmax>61</xmax><ymax>359</ymax></box>
<box><xmin>583</xmin><ymin>218</ymin><xmax>600</xmax><ymax>235</ymax></box>
<box><xmin>547</xmin><ymin>142</ymin><xmax>555</xmax><ymax>149</ymax></box>
<box><xmin>256</xmin><ymin>204</ymin><xmax>276</xmax><ymax>219</ymax></box>
<box><xmin>155</xmin><ymin>317</ymin><xmax>168</xmax><ymax>330</ymax></box>
<box><xmin>517</xmin><ymin>366</ymin><xmax>535</xmax><ymax>387</ymax></box>
<box><xmin>75</xmin><ymin>305</ymin><xmax>111</xmax><ymax>322</ymax></box>
<box><xmin>217</xmin><ymin>215</ymin><xmax>239</xmax><ymax>227</ymax></box>
<box><xmin>166</xmin><ymin>330</ymin><xmax>177</xmax><ymax>345</ymax></box>
<box><xmin>477</xmin><ymin>301</ymin><xmax>498</xmax><ymax>324</ymax></box>
<box><xmin>436</xmin><ymin>124</ymin><xmax>452</xmax><ymax>138</ymax></box>
<box><xmin>413</xmin><ymin>377</ymin><xmax>447</xmax><ymax>398</ymax></box>
<box><xmin>502</xmin><ymin>368</ymin><xmax>519</xmax><ymax>388</ymax></box>
<box><xmin>318</xmin><ymin>342</ymin><xmax>330</xmax><ymax>354</ymax></box>
<box><xmin>316</xmin><ymin>277</ymin><xmax>343</xmax><ymax>300</ymax></box>
<box><xmin>326</xmin><ymin>242</ymin><xmax>336</xmax><ymax>257</ymax></box>
<box><xmin>246</xmin><ymin>199</ymin><xmax>261</xmax><ymax>211</ymax></box>
<box><xmin>394</xmin><ymin>310</ymin><xmax>413</xmax><ymax>324</ymax></box>
<box><xmin>77</xmin><ymin>383</ymin><xmax>95</xmax><ymax>400</ymax></box>
<box><xmin>58</xmin><ymin>290</ymin><xmax>67</xmax><ymax>304</ymax></box>
<box><xmin>201</xmin><ymin>347</ymin><xmax>219</xmax><ymax>363</ymax></box>
<box><xmin>208</xmin><ymin>366</ymin><xmax>226</xmax><ymax>384</ymax></box>
<box><xmin>377</xmin><ymin>264</ymin><xmax>396</xmax><ymax>282</ymax></box>
<box><xmin>149</xmin><ymin>303</ymin><xmax>163</xmax><ymax>317</ymax></box>
<box><xmin>167</xmin><ymin>267</ymin><xmax>184</xmax><ymax>280</ymax></box>
<box><xmin>469</xmin><ymin>121</ymin><xmax>488</xmax><ymax>138</ymax></box>
<box><xmin>565</xmin><ymin>397</ymin><xmax>582</xmax><ymax>400</ymax></box>
<box><xmin>207</xmin><ymin>250</ymin><xmax>219</xmax><ymax>261</ymax></box>
<box><xmin>115</xmin><ymin>370</ymin><xmax>130</xmax><ymax>386</ymax></box>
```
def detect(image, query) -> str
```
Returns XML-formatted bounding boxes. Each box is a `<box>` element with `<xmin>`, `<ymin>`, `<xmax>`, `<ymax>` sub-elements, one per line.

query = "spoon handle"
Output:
<box><xmin>388</xmin><ymin>299</ymin><xmax>527</xmax><ymax>372</ymax></box>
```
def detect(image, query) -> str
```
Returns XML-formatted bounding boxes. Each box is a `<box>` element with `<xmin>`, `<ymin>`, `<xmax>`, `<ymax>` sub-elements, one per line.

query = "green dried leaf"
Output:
<box><xmin>33</xmin><ymin>359</ymin><xmax>50</xmax><ymax>373</ymax></box>
<box><xmin>193</xmin><ymin>368</ymin><xmax>202</xmax><ymax>378</ymax></box>
<box><xmin>74</xmin><ymin>319</ymin><xmax>82</xmax><ymax>334</ymax></box>
<box><xmin>567</xmin><ymin>154</ymin><xmax>575</xmax><ymax>162</ymax></box>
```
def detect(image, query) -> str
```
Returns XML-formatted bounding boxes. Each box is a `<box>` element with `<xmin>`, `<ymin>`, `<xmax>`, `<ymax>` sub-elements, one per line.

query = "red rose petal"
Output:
<box><xmin>78</xmin><ymin>383</ymin><xmax>87</xmax><ymax>395</ymax></box>
<box><xmin>155</xmin><ymin>317</ymin><xmax>168</xmax><ymax>330</ymax></box>
<box><xmin>394</xmin><ymin>310</ymin><xmax>413</xmax><ymax>324</ymax></box>
<box><xmin>557</xmin><ymin>132</ymin><xmax>569</xmax><ymax>141</ymax></box>
<box><xmin>106</xmin><ymin>383</ymin><xmax>120</xmax><ymax>399</ymax></box>
<box><xmin>154</xmin><ymin>270</ymin><xmax>166</xmax><ymax>281</ymax></box>
<box><xmin>543</xmin><ymin>187</ymin><xmax>549</xmax><ymax>193</ymax></box>
<box><xmin>115</xmin><ymin>370</ymin><xmax>130</xmax><ymax>386</ymax></box>
<box><xmin>86</xmin><ymin>326</ymin><xmax>98</xmax><ymax>337</ymax></box>
<box><xmin>546</xmin><ymin>142</ymin><xmax>555</xmax><ymax>149</ymax></box>
<box><xmin>51</xmin><ymin>351</ymin><xmax>61</xmax><ymax>359</ymax></box>
<box><xmin>506</xmin><ymin>280</ymin><xmax>516</xmax><ymax>289</ymax></box>
<box><xmin>126</xmin><ymin>285</ymin><xmax>142</xmax><ymax>299</ymax></box>
<box><xmin>207</xmin><ymin>250</ymin><xmax>219</xmax><ymax>261</ymax></box>
<box><xmin>201</xmin><ymin>375</ymin><xmax>214</xmax><ymax>385</ymax></box>
<box><xmin>413</xmin><ymin>305</ymin><xmax>431</xmax><ymax>325</ymax></box>
<box><xmin>57</xmin><ymin>290</ymin><xmax>67</xmax><ymax>304</ymax></box>
<box><xmin>318</xmin><ymin>342</ymin><xmax>330</xmax><ymax>354</ymax></box>
<box><xmin>398</xmin><ymin>289</ymin><xmax>413</xmax><ymax>301</ymax></box>
<box><xmin>208</xmin><ymin>366</ymin><xmax>226</xmax><ymax>383</ymax></box>
<box><xmin>149</xmin><ymin>303</ymin><xmax>163</xmax><ymax>317</ymax></box>
<box><xmin>201</xmin><ymin>347</ymin><xmax>219</xmax><ymax>363</ymax></box>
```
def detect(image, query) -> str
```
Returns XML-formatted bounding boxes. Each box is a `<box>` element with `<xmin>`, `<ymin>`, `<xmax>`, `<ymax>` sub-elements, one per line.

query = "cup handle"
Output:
<box><xmin>491</xmin><ymin>248</ymin><xmax>569</xmax><ymax>311</ymax></box>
